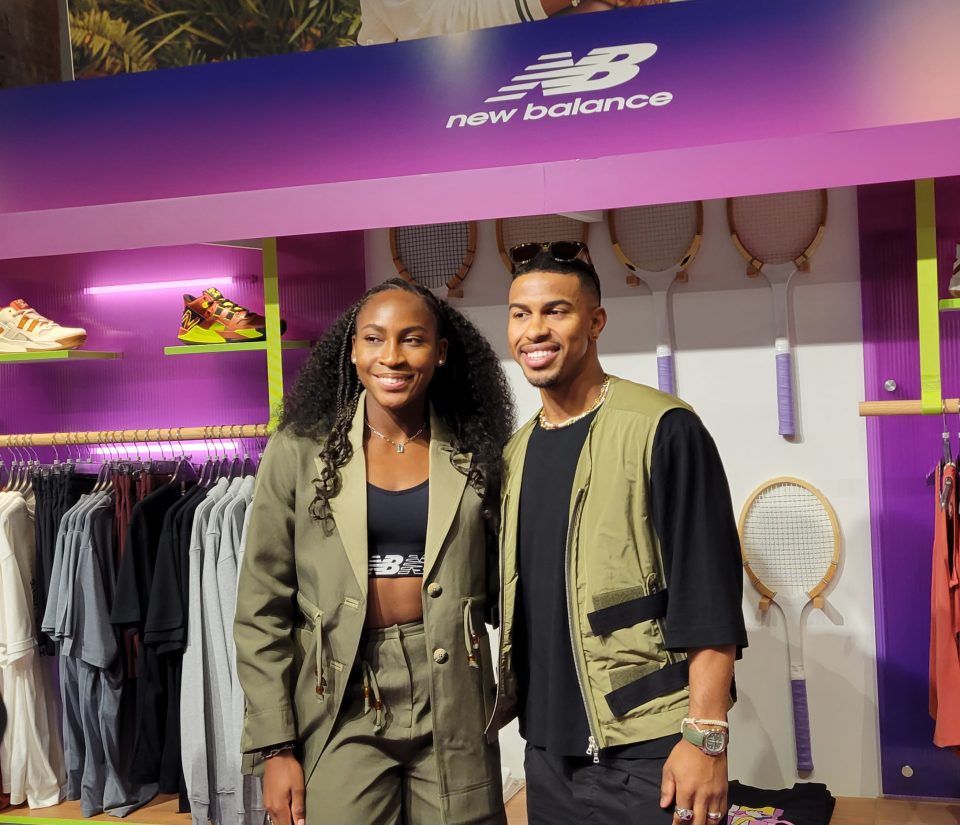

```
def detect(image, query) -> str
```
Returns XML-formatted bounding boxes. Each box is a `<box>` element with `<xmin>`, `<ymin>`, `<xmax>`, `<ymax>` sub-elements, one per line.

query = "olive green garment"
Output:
<box><xmin>487</xmin><ymin>377</ymin><xmax>707</xmax><ymax>751</ymax></box>
<box><xmin>312</xmin><ymin>622</ymin><xmax>503</xmax><ymax>825</ymax></box>
<box><xmin>234</xmin><ymin>394</ymin><xmax>504</xmax><ymax>825</ymax></box>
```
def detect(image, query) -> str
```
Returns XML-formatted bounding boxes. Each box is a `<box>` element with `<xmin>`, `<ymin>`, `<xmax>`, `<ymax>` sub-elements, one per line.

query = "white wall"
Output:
<box><xmin>365</xmin><ymin>186</ymin><xmax>879</xmax><ymax>797</ymax></box>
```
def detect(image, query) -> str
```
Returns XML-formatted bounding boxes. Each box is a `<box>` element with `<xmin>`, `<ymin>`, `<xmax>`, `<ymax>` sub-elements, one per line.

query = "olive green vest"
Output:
<box><xmin>487</xmin><ymin>376</ymin><xmax>695</xmax><ymax>751</ymax></box>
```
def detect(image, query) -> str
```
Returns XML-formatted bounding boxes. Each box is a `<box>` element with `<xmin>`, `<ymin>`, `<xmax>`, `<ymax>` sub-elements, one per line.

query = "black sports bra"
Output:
<box><xmin>366</xmin><ymin>480</ymin><xmax>428</xmax><ymax>578</ymax></box>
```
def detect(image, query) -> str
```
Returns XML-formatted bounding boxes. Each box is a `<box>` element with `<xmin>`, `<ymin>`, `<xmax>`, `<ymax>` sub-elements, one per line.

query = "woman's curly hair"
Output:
<box><xmin>279</xmin><ymin>278</ymin><xmax>515</xmax><ymax>528</ymax></box>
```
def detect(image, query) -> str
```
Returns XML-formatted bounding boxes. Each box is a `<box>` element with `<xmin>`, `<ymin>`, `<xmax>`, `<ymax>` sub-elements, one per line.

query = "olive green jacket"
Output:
<box><xmin>234</xmin><ymin>395</ymin><xmax>503</xmax><ymax>824</ymax></box>
<box><xmin>486</xmin><ymin>376</ymin><xmax>696</xmax><ymax>752</ymax></box>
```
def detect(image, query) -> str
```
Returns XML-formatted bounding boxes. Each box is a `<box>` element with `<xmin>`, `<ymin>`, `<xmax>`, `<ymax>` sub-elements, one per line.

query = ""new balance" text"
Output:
<box><xmin>446</xmin><ymin>91</ymin><xmax>672</xmax><ymax>129</ymax></box>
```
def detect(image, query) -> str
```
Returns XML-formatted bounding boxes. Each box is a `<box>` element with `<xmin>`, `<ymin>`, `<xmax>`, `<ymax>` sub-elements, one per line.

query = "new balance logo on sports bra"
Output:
<box><xmin>369</xmin><ymin>554</ymin><xmax>424</xmax><ymax>578</ymax></box>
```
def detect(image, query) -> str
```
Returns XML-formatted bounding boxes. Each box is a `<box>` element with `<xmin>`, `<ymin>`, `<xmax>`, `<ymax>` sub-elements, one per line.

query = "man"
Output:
<box><xmin>487</xmin><ymin>241</ymin><xmax>748</xmax><ymax>825</ymax></box>
<box><xmin>357</xmin><ymin>0</ymin><xmax>674</xmax><ymax>46</ymax></box>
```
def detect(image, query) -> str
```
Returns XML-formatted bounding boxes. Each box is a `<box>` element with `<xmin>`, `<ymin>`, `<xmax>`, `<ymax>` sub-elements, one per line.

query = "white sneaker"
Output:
<box><xmin>0</xmin><ymin>300</ymin><xmax>87</xmax><ymax>352</ymax></box>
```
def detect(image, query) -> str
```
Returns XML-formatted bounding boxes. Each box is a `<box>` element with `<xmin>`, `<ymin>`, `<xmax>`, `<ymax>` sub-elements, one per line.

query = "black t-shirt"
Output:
<box><xmin>109</xmin><ymin>483</ymin><xmax>183</xmax><ymax>789</ymax></box>
<box><xmin>727</xmin><ymin>781</ymin><xmax>835</xmax><ymax>825</ymax></box>
<box><xmin>516</xmin><ymin>407</ymin><xmax>747</xmax><ymax>758</ymax></box>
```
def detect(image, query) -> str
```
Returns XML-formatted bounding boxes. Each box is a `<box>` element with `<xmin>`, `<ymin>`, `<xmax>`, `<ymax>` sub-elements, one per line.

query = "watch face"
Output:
<box><xmin>703</xmin><ymin>730</ymin><xmax>727</xmax><ymax>754</ymax></box>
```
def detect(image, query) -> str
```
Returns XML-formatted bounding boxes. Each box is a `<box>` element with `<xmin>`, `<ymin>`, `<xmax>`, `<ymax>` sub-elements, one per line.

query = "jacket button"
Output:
<box><xmin>427</xmin><ymin>583</ymin><xmax>443</xmax><ymax>598</ymax></box>
<box><xmin>433</xmin><ymin>648</ymin><xmax>449</xmax><ymax>664</ymax></box>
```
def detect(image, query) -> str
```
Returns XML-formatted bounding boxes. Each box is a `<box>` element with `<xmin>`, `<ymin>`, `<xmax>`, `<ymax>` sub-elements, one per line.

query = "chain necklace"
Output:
<box><xmin>538</xmin><ymin>375</ymin><xmax>611</xmax><ymax>430</ymax></box>
<box><xmin>365</xmin><ymin>419</ymin><xmax>427</xmax><ymax>454</ymax></box>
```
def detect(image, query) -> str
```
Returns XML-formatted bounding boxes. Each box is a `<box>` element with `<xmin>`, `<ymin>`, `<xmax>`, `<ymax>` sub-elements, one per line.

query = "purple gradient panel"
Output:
<box><xmin>276</xmin><ymin>231</ymin><xmax>366</xmax><ymax>385</ymax></box>
<box><xmin>3</xmin><ymin>0</ymin><xmax>960</xmax><ymax>214</ymax></box>
<box><xmin>859</xmin><ymin>178</ymin><xmax>960</xmax><ymax>798</ymax></box>
<box><xmin>0</xmin><ymin>233</ymin><xmax>364</xmax><ymax>440</ymax></box>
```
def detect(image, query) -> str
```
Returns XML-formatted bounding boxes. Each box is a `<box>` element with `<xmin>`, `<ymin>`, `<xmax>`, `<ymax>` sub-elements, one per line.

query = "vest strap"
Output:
<box><xmin>587</xmin><ymin>589</ymin><xmax>668</xmax><ymax>636</ymax></box>
<box><xmin>604</xmin><ymin>659</ymin><xmax>689</xmax><ymax>717</ymax></box>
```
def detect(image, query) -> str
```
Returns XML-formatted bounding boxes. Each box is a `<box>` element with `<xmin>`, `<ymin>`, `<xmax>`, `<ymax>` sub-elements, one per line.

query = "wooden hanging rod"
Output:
<box><xmin>0</xmin><ymin>424</ymin><xmax>272</xmax><ymax>448</ymax></box>
<box><xmin>859</xmin><ymin>399</ymin><xmax>960</xmax><ymax>417</ymax></box>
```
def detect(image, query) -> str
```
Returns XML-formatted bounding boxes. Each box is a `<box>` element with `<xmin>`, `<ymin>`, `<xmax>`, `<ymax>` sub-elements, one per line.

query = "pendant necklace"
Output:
<box><xmin>365</xmin><ymin>419</ymin><xmax>427</xmax><ymax>453</ymax></box>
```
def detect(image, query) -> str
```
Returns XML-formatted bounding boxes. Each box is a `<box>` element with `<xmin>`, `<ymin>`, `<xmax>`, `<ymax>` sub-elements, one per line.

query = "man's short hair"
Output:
<box><xmin>511</xmin><ymin>247</ymin><xmax>602</xmax><ymax>305</ymax></box>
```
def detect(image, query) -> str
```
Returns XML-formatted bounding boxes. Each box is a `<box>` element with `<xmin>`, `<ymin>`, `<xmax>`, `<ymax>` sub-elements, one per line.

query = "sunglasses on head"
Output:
<box><xmin>508</xmin><ymin>240</ymin><xmax>592</xmax><ymax>269</ymax></box>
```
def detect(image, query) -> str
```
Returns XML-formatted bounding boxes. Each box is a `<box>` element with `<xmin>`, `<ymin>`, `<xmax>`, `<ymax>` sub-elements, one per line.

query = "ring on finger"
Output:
<box><xmin>707</xmin><ymin>813</ymin><xmax>724</xmax><ymax>822</ymax></box>
<box><xmin>674</xmin><ymin>807</ymin><xmax>694</xmax><ymax>822</ymax></box>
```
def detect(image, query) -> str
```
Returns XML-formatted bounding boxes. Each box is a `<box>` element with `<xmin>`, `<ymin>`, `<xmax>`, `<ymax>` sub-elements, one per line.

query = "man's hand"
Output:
<box><xmin>263</xmin><ymin>752</ymin><xmax>306</xmax><ymax>825</ymax></box>
<box><xmin>660</xmin><ymin>739</ymin><xmax>728</xmax><ymax>825</ymax></box>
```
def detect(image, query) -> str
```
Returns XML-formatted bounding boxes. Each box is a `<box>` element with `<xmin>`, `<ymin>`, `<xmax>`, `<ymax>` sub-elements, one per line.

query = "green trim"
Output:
<box><xmin>915</xmin><ymin>179</ymin><xmax>941</xmax><ymax>415</ymax></box>
<box><xmin>262</xmin><ymin>237</ymin><xmax>284</xmax><ymax>428</ymax></box>
<box><xmin>940</xmin><ymin>298</ymin><xmax>960</xmax><ymax>311</ymax></box>
<box><xmin>163</xmin><ymin>340</ymin><xmax>309</xmax><ymax>356</ymax></box>
<box><xmin>0</xmin><ymin>350</ymin><xmax>118</xmax><ymax>363</ymax></box>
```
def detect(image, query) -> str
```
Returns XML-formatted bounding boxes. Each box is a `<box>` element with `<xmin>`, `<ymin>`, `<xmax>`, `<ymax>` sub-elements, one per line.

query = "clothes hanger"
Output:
<box><xmin>940</xmin><ymin>402</ymin><xmax>954</xmax><ymax>511</ymax></box>
<box><xmin>170</xmin><ymin>428</ymin><xmax>200</xmax><ymax>493</ymax></box>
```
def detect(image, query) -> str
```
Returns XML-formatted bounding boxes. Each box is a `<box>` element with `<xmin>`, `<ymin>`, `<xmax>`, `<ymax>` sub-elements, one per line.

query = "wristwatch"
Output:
<box><xmin>680</xmin><ymin>718</ymin><xmax>729</xmax><ymax>756</ymax></box>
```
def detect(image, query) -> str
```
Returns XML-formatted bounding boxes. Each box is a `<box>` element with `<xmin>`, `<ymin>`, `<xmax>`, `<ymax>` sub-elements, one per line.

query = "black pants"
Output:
<box><xmin>524</xmin><ymin>743</ymin><xmax>673</xmax><ymax>825</ymax></box>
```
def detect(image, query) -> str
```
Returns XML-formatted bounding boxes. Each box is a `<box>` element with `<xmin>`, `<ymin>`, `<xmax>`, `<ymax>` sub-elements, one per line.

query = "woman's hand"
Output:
<box><xmin>263</xmin><ymin>752</ymin><xmax>306</xmax><ymax>825</ymax></box>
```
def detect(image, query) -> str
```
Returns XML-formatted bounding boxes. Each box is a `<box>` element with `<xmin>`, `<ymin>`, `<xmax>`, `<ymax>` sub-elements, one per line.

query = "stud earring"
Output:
<box><xmin>438</xmin><ymin>360</ymin><xmax>445</xmax><ymax>366</ymax></box>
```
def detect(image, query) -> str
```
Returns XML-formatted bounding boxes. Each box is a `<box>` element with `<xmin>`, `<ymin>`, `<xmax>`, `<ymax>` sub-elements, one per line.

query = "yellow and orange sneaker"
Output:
<box><xmin>177</xmin><ymin>288</ymin><xmax>285</xmax><ymax>345</ymax></box>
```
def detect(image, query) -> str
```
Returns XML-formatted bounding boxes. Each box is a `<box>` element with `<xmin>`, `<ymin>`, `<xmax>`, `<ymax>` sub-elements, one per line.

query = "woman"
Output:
<box><xmin>234</xmin><ymin>278</ymin><xmax>514</xmax><ymax>825</ymax></box>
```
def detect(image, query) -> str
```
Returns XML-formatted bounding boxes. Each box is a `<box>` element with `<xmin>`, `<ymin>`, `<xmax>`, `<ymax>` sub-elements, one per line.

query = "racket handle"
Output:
<box><xmin>656</xmin><ymin>351</ymin><xmax>676</xmax><ymax>396</ymax></box>
<box><xmin>776</xmin><ymin>349</ymin><xmax>795</xmax><ymax>436</ymax></box>
<box><xmin>790</xmin><ymin>678</ymin><xmax>814</xmax><ymax>772</ymax></box>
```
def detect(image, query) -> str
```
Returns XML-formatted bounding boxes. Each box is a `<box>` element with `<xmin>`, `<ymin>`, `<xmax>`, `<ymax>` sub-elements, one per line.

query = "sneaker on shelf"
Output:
<box><xmin>177</xmin><ymin>288</ymin><xmax>286</xmax><ymax>345</ymax></box>
<box><xmin>950</xmin><ymin>243</ymin><xmax>960</xmax><ymax>297</ymax></box>
<box><xmin>0</xmin><ymin>299</ymin><xmax>88</xmax><ymax>352</ymax></box>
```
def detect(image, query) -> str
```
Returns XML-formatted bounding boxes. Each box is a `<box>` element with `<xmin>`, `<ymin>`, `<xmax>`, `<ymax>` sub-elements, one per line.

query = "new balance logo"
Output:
<box><xmin>446</xmin><ymin>42</ymin><xmax>671</xmax><ymax>130</ymax></box>
<box><xmin>369</xmin><ymin>554</ymin><xmax>424</xmax><ymax>577</ymax></box>
<box><xmin>485</xmin><ymin>43</ymin><xmax>658</xmax><ymax>103</ymax></box>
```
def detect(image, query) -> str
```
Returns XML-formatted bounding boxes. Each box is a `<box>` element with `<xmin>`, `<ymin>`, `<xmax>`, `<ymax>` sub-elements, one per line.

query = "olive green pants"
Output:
<box><xmin>305</xmin><ymin>622</ymin><xmax>447</xmax><ymax>825</ymax></box>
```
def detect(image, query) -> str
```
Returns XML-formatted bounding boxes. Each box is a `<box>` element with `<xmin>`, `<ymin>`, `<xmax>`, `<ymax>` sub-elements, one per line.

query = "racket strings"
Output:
<box><xmin>499</xmin><ymin>214</ymin><xmax>585</xmax><ymax>250</ymax></box>
<box><xmin>742</xmin><ymin>485</ymin><xmax>835</xmax><ymax>595</ymax></box>
<box><xmin>614</xmin><ymin>203</ymin><xmax>699</xmax><ymax>271</ymax></box>
<box><xmin>730</xmin><ymin>191</ymin><xmax>825</xmax><ymax>264</ymax></box>
<box><xmin>395</xmin><ymin>222</ymin><xmax>471</xmax><ymax>289</ymax></box>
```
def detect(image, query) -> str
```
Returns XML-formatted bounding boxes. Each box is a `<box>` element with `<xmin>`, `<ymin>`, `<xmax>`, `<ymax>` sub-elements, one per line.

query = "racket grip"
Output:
<box><xmin>790</xmin><ymin>678</ymin><xmax>814</xmax><ymax>772</ymax></box>
<box><xmin>656</xmin><ymin>353</ymin><xmax>676</xmax><ymax>396</ymax></box>
<box><xmin>776</xmin><ymin>350</ymin><xmax>795</xmax><ymax>436</ymax></box>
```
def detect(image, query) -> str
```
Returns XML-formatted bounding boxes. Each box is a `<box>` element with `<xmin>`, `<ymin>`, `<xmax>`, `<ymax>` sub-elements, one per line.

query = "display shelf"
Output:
<box><xmin>939</xmin><ymin>298</ymin><xmax>960</xmax><ymax>311</ymax></box>
<box><xmin>0</xmin><ymin>350</ymin><xmax>119</xmax><ymax>363</ymax></box>
<box><xmin>163</xmin><ymin>340</ymin><xmax>310</xmax><ymax>355</ymax></box>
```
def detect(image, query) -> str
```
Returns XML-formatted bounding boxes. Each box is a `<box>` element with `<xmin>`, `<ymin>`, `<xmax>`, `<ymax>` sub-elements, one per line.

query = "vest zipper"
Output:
<box><xmin>485</xmin><ymin>493</ymin><xmax>510</xmax><ymax>737</ymax></box>
<box><xmin>565</xmin><ymin>486</ymin><xmax>601</xmax><ymax>762</ymax></box>
<box><xmin>586</xmin><ymin>736</ymin><xmax>599</xmax><ymax>764</ymax></box>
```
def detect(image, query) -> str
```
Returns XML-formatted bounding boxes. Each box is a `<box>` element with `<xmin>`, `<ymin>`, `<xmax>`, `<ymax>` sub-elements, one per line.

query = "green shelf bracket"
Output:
<box><xmin>916</xmin><ymin>179</ymin><xmax>941</xmax><ymax>415</ymax></box>
<box><xmin>163</xmin><ymin>341</ymin><xmax>310</xmax><ymax>356</ymax></box>
<box><xmin>0</xmin><ymin>350</ymin><xmax>118</xmax><ymax>363</ymax></box>
<box><xmin>262</xmin><ymin>237</ymin><xmax>283</xmax><ymax>428</ymax></box>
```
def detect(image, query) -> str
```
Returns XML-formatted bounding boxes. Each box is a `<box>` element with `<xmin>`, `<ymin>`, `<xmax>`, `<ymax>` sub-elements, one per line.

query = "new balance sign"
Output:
<box><xmin>446</xmin><ymin>43</ymin><xmax>671</xmax><ymax>129</ymax></box>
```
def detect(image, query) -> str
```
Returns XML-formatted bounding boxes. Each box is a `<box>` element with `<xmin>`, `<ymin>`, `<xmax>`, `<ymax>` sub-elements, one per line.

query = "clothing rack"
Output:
<box><xmin>859</xmin><ymin>400</ymin><xmax>960</xmax><ymax>416</ymax></box>
<box><xmin>0</xmin><ymin>424</ymin><xmax>272</xmax><ymax>449</ymax></box>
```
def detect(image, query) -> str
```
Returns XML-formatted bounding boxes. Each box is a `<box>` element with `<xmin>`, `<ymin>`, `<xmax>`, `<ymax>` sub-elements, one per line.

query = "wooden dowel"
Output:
<box><xmin>0</xmin><ymin>423</ymin><xmax>272</xmax><ymax>448</ymax></box>
<box><xmin>858</xmin><ymin>399</ymin><xmax>960</xmax><ymax>416</ymax></box>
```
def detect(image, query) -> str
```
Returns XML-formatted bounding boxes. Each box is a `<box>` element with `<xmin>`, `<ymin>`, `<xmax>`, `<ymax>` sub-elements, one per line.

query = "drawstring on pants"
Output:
<box><xmin>361</xmin><ymin>660</ymin><xmax>386</xmax><ymax>733</ymax></box>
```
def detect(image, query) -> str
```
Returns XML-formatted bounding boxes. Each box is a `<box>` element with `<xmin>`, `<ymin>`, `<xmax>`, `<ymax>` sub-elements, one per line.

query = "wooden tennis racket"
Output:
<box><xmin>496</xmin><ymin>213</ymin><xmax>589</xmax><ymax>274</ymax></box>
<box><xmin>738</xmin><ymin>477</ymin><xmax>840</xmax><ymax>774</ymax></box>
<box><xmin>389</xmin><ymin>221</ymin><xmax>478</xmax><ymax>298</ymax></box>
<box><xmin>727</xmin><ymin>190</ymin><xmax>828</xmax><ymax>437</ymax></box>
<box><xmin>608</xmin><ymin>201</ymin><xmax>702</xmax><ymax>395</ymax></box>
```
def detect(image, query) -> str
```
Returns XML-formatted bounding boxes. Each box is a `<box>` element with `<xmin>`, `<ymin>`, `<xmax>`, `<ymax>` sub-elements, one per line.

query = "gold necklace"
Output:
<box><xmin>365</xmin><ymin>419</ymin><xmax>427</xmax><ymax>453</ymax></box>
<box><xmin>538</xmin><ymin>376</ymin><xmax>610</xmax><ymax>430</ymax></box>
